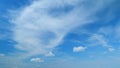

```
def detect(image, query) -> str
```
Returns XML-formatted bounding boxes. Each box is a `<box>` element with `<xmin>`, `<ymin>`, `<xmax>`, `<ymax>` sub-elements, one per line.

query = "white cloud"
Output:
<box><xmin>30</xmin><ymin>58</ymin><xmax>44</xmax><ymax>62</ymax></box>
<box><xmin>89</xmin><ymin>34</ymin><xmax>112</xmax><ymax>47</ymax></box>
<box><xmin>45</xmin><ymin>52</ymin><xmax>55</xmax><ymax>57</ymax></box>
<box><xmin>86</xmin><ymin>32</ymin><xmax>117</xmax><ymax>53</ymax></box>
<box><xmin>11</xmin><ymin>0</ymin><xmax>114</xmax><ymax>58</ymax></box>
<box><xmin>73</xmin><ymin>46</ymin><xmax>87</xmax><ymax>52</ymax></box>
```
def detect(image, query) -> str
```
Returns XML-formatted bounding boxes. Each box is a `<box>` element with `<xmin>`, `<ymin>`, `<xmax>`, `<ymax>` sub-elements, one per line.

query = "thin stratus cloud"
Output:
<box><xmin>0</xmin><ymin>0</ymin><xmax>120</xmax><ymax>68</ymax></box>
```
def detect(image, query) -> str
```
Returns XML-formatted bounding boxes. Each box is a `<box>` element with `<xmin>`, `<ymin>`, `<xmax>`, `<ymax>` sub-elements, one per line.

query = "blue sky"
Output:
<box><xmin>0</xmin><ymin>0</ymin><xmax>120</xmax><ymax>68</ymax></box>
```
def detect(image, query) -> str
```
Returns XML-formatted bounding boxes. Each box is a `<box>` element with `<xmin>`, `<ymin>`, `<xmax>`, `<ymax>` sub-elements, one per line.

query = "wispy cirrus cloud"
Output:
<box><xmin>10</xmin><ymin>0</ymin><xmax>114</xmax><ymax>59</ymax></box>
<box><xmin>88</xmin><ymin>34</ymin><xmax>115</xmax><ymax>52</ymax></box>
<box><xmin>0</xmin><ymin>0</ymin><xmax>120</xmax><ymax>68</ymax></box>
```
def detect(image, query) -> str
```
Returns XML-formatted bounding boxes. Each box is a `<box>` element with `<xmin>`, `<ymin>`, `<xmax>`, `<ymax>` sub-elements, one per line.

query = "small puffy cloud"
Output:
<box><xmin>73</xmin><ymin>46</ymin><xmax>87</xmax><ymax>52</ymax></box>
<box><xmin>45</xmin><ymin>52</ymin><xmax>55</xmax><ymax>57</ymax></box>
<box><xmin>30</xmin><ymin>58</ymin><xmax>44</xmax><ymax>63</ymax></box>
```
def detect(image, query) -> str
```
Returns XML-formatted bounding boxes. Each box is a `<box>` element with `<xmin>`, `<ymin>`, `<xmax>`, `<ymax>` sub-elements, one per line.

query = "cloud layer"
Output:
<box><xmin>11</xmin><ymin>0</ymin><xmax>114</xmax><ymax>58</ymax></box>
<box><xmin>1</xmin><ymin>0</ymin><xmax>120</xmax><ymax>68</ymax></box>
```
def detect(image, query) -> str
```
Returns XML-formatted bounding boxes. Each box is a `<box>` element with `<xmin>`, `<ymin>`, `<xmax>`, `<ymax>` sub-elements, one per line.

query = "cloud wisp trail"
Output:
<box><xmin>11</xmin><ymin>0</ymin><xmax>113</xmax><ymax>58</ymax></box>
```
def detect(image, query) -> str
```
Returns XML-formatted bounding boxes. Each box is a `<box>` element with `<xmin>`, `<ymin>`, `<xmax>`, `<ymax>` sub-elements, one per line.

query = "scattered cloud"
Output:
<box><xmin>11</xmin><ymin>0</ymin><xmax>111</xmax><ymax>58</ymax></box>
<box><xmin>0</xmin><ymin>0</ymin><xmax>120</xmax><ymax>68</ymax></box>
<box><xmin>45</xmin><ymin>52</ymin><xmax>55</xmax><ymax>57</ymax></box>
<box><xmin>88</xmin><ymin>34</ymin><xmax>115</xmax><ymax>51</ymax></box>
<box><xmin>89</xmin><ymin>34</ymin><xmax>109</xmax><ymax>47</ymax></box>
<box><xmin>30</xmin><ymin>57</ymin><xmax>44</xmax><ymax>63</ymax></box>
<box><xmin>73</xmin><ymin>46</ymin><xmax>87</xmax><ymax>52</ymax></box>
